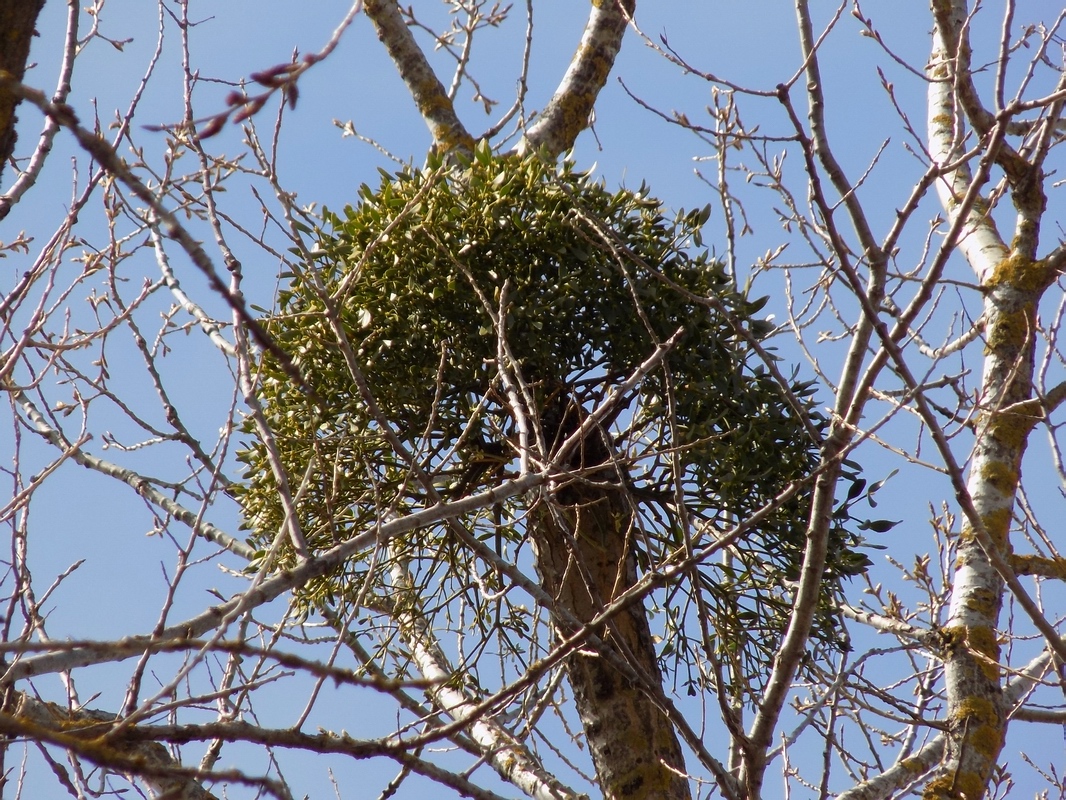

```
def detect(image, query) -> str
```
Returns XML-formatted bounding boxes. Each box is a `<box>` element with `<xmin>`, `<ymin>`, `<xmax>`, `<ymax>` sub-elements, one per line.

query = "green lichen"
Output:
<box><xmin>923</xmin><ymin>772</ymin><xmax>985</xmax><ymax>800</ymax></box>
<box><xmin>962</xmin><ymin>587</ymin><xmax>999</xmax><ymax>619</ymax></box>
<box><xmin>960</xmin><ymin>506</ymin><xmax>1011</xmax><ymax>549</ymax></box>
<box><xmin>985</xmin><ymin>405</ymin><xmax>1039</xmax><ymax>451</ymax></box>
<box><xmin>900</xmin><ymin>756</ymin><xmax>928</xmax><ymax>774</ymax></box>
<box><xmin>1008</xmin><ymin>553</ymin><xmax>1066</xmax><ymax>579</ymax></box>
<box><xmin>921</xmin><ymin>695</ymin><xmax>1004</xmax><ymax>798</ymax></box>
<box><xmin>983</xmin><ymin>301</ymin><xmax>1035</xmax><ymax>354</ymax></box>
<box><xmin>938</xmin><ymin>625</ymin><xmax>966</xmax><ymax>653</ymax></box>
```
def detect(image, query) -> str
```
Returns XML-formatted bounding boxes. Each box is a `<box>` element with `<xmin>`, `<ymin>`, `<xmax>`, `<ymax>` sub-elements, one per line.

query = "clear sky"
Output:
<box><xmin>6</xmin><ymin>1</ymin><xmax>1066</xmax><ymax>797</ymax></box>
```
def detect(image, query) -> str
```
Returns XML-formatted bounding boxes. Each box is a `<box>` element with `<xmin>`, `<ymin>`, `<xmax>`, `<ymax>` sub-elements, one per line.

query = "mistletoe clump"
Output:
<box><xmin>235</xmin><ymin>147</ymin><xmax>870</xmax><ymax>692</ymax></box>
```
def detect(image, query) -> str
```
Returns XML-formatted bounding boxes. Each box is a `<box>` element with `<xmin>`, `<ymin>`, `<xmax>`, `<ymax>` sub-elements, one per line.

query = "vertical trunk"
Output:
<box><xmin>530</xmin><ymin>395</ymin><xmax>691</xmax><ymax>800</ymax></box>
<box><xmin>0</xmin><ymin>0</ymin><xmax>47</xmax><ymax>185</ymax></box>
<box><xmin>926</xmin><ymin>2</ymin><xmax>1057</xmax><ymax>796</ymax></box>
<box><xmin>928</xmin><ymin>275</ymin><xmax>1043</xmax><ymax>799</ymax></box>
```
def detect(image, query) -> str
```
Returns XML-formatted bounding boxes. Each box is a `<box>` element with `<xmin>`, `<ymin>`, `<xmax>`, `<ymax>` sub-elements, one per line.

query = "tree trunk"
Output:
<box><xmin>0</xmin><ymin>0</ymin><xmax>46</xmax><ymax>186</ymax></box>
<box><xmin>924</xmin><ymin>2</ymin><xmax>1058</xmax><ymax>795</ymax></box>
<box><xmin>530</xmin><ymin>395</ymin><xmax>691</xmax><ymax>800</ymax></box>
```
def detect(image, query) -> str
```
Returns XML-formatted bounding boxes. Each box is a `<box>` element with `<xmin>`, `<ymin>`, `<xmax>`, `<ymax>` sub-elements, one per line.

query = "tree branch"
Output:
<box><xmin>390</xmin><ymin>555</ymin><xmax>586</xmax><ymax>800</ymax></box>
<box><xmin>363</xmin><ymin>0</ymin><xmax>474</xmax><ymax>154</ymax></box>
<box><xmin>2</xmin><ymin>693</ymin><xmax>220</xmax><ymax>800</ymax></box>
<box><xmin>518</xmin><ymin>0</ymin><xmax>634</xmax><ymax>158</ymax></box>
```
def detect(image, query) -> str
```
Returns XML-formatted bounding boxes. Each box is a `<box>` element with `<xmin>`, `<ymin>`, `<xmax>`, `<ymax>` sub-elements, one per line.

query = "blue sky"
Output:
<box><xmin>6</xmin><ymin>1</ymin><xmax>1066</xmax><ymax>797</ymax></box>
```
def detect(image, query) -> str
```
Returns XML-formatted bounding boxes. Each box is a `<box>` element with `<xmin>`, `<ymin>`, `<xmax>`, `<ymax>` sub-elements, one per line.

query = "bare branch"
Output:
<box><xmin>363</xmin><ymin>0</ymin><xmax>474</xmax><ymax>154</ymax></box>
<box><xmin>518</xmin><ymin>0</ymin><xmax>634</xmax><ymax>158</ymax></box>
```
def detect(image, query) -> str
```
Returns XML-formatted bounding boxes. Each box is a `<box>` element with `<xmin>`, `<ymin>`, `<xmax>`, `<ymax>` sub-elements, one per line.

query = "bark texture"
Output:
<box><xmin>530</xmin><ymin>394</ymin><xmax>690</xmax><ymax>800</ymax></box>
<box><xmin>520</xmin><ymin>0</ymin><xmax>634</xmax><ymax>159</ymax></box>
<box><xmin>362</xmin><ymin>0</ymin><xmax>474</xmax><ymax>154</ymax></box>
<box><xmin>0</xmin><ymin>693</ymin><xmax>217</xmax><ymax>800</ymax></box>
<box><xmin>0</xmin><ymin>0</ymin><xmax>46</xmax><ymax>186</ymax></box>
<box><xmin>391</xmin><ymin>559</ymin><xmax>584</xmax><ymax>800</ymax></box>
<box><xmin>925</xmin><ymin>1</ymin><xmax>1057</xmax><ymax>796</ymax></box>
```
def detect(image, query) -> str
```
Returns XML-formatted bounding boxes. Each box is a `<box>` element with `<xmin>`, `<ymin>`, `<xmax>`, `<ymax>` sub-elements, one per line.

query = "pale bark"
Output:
<box><xmin>519</xmin><ymin>0</ymin><xmax>634</xmax><ymax>159</ymax></box>
<box><xmin>6</xmin><ymin>2</ymin><xmax>1066</xmax><ymax>797</ymax></box>
<box><xmin>741</xmin><ymin>2</ymin><xmax>887</xmax><ymax>792</ymax></box>
<box><xmin>924</xmin><ymin>1</ymin><xmax>1058</xmax><ymax>796</ymax></box>
<box><xmin>362</xmin><ymin>0</ymin><xmax>474</xmax><ymax>154</ymax></box>
<box><xmin>837</xmin><ymin>635</ymin><xmax>1066</xmax><ymax>800</ymax></box>
<box><xmin>390</xmin><ymin>557</ymin><xmax>586</xmax><ymax>800</ymax></box>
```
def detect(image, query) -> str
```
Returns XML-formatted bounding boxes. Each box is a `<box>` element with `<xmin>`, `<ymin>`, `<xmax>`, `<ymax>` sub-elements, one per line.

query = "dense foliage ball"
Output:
<box><xmin>235</xmin><ymin>149</ymin><xmax>869</xmax><ymax>690</ymax></box>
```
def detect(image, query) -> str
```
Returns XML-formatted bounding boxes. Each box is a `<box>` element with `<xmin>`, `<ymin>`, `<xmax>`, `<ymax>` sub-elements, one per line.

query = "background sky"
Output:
<box><xmin>5</xmin><ymin>1</ymin><xmax>1066</xmax><ymax>797</ymax></box>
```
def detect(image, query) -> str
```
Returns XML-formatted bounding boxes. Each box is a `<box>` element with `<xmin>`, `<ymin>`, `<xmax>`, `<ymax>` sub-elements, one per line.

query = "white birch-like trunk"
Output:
<box><xmin>925</xmin><ymin>1</ymin><xmax>1056</xmax><ymax>795</ymax></box>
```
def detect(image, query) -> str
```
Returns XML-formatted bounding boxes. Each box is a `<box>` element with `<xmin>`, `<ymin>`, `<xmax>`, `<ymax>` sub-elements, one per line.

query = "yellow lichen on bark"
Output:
<box><xmin>362</xmin><ymin>0</ymin><xmax>474</xmax><ymax>156</ymax></box>
<box><xmin>922</xmin><ymin>696</ymin><xmax>1004</xmax><ymax>799</ymax></box>
<box><xmin>977</xmin><ymin>461</ymin><xmax>1018</xmax><ymax>498</ymax></box>
<box><xmin>963</xmin><ymin>625</ymin><xmax>1001</xmax><ymax>682</ymax></box>
<box><xmin>983</xmin><ymin>302</ymin><xmax>1034</xmax><ymax>354</ymax></box>
<box><xmin>429</xmin><ymin>122</ymin><xmax>475</xmax><ymax>156</ymax></box>
<box><xmin>901</xmin><ymin>756</ymin><xmax>928</xmax><ymax>774</ymax></box>
<box><xmin>961</xmin><ymin>586</ymin><xmax>1000</xmax><ymax>619</ymax></box>
<box><xmin>959</xmin><ymin>506</ymin><xmax>1010</xmax><ymax>548</ymax></box>
<box><xmin>537</xmin><ymin>31</ymin><xmax>611</xmax><ymax>151</ymax></box>
<box><xmin>985</xmin><ymin>406</ymin><xmax>1040</xmax><ymax>451</ymax></box>
<box><xmin>938</xmin><ymin>625</ymin><xmax>966</xmax><ymax>652</ymax></box>
<box><xmin>924</xmin><ymin>770</ymin><xmax>986</xmax><ymax>800</ymax></box>
<box><xmin>986</xmin><ymin>254</ymin><xmax>1053</xmax><ymax>292</ymax></box>
<box><xmin>954</xmin><ymin>696</ymin><xmax>1003</xmax><ymax>758</ymax></box>
<box><xmin>1008</xmin><ymin>553</ymin><xmax>1066</xmax><ymax>579</ymax></box>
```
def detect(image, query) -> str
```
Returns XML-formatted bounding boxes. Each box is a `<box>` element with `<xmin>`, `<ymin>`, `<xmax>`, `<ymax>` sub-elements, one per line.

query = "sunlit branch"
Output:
<box><xmin>518</xmin><ymin>0</ymin><xmax>634</xmax><ymax>158</ymax></box>
<box><xmin>363</xmin><ymin>0</ymin><xmax>474</xmax><ymax>154</ymax></box>
<box><xmin>1</xmin><ymin>693</ymin><xmax>221</xmax><ymax>800</ymax></box>
<box><xmin>148</xmin><ymin>222</ymin><xmax>236</xmax><ymax>358</ymax></box>
<box><xmin>389</xmin><ymin>555</ymin><xmax>583</xmax><ymax>800</ymax></box>
<box><xmin>1</xmin><ymin>470</ymin><xmax>547</xmax><ymax>681</ymax></box>
<box><xmin>110</xmin><ymin>716</ymin><xmax>519</xmax><ymax>800</ymax></box>
<box><xmin>1006</xmin><ymin>553</ymin><xmax>1066</xmax><ymax>579</ymax></box>
<box><xmin>839</xmin><ymin>605</ymin><xmax>942</xmax><ymax>649</ymax></box>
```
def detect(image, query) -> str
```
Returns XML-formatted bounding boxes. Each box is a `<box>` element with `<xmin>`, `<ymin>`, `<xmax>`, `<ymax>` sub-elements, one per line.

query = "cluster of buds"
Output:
<box><xmin>196</xmin><ymin>52</ymin><xmax>322</xmax><ymax>139</ymax></box>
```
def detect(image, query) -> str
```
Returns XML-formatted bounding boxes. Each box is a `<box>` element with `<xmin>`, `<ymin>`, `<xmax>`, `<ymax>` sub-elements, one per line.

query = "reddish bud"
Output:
<box><xmin>196</xmin><ymin>116</ymin><xmax>225</xmax><ymax>139</ymax></box>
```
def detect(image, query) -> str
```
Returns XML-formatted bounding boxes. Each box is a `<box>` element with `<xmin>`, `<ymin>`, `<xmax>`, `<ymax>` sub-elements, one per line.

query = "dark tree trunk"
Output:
<box><xmin>0</xmin><ymin>0</ymin><xmax>47</xmax><ymax>188</ymax></box>
<box><xmin>530</xmin><ymin>393</ymin><xmax>691</xmax><ymax>800</ymax></box>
